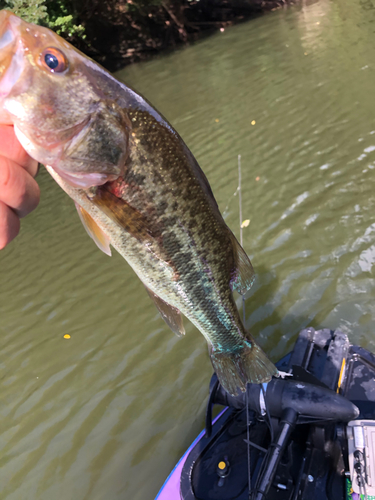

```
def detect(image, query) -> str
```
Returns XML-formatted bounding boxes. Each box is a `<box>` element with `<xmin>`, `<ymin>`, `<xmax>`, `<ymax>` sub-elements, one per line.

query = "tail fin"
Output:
<box><xmin>209</xmin><ymin>341</ymin><xmax>278</xmax><ymax>396</ymax></box>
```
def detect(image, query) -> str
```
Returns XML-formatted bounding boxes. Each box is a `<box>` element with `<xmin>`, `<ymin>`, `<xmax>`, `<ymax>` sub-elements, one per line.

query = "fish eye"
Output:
<box><xmin>41</xmin><ymin>48</ymin><xmax>68</xmax><ymax>73</ymax></box>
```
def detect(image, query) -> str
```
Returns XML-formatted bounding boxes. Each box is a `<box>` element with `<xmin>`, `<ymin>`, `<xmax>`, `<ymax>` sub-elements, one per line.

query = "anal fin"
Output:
<box><xmin>75</xmin><ymin>202</ymin><xmax>111</xmax><ymax>256</ymax></box>
<box><xmin>145</xmin><ymin>286</ymin><xmax>185</xmax><ymax>337</ymax></box>
<box><xmin>229</xmin><ymin>232</ymin><xmax>255</xmax><ymax>295</ymax></box>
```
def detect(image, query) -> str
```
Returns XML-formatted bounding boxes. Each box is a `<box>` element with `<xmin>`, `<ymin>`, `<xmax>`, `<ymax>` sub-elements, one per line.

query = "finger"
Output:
<box><xmin>0</xmin><ymin>200</ymin><xmax>20</xmax><ymax>250</ymax></box>
<box><xmin>0</xmin><ymin>125</ymin><xmax>39</xmax><ymax>177</ymax></box>
<box><xmin>0</xmin><ymin>156</ymin><xmax>40</xmax><ymax>218</ymax></box>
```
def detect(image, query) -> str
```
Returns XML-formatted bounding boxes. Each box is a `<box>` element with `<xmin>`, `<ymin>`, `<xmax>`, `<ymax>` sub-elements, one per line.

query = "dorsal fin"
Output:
<box><xmin>75</xmin><ymin>202</ymin><xmax>112</xmax><ymax>256</ymax></box>
<box><xmin>229</xmin><ymin>232</ymin><xmax>255</xmax><ymax>295</ymax></box>
<box><xmin>145</xmin><ymin>286</ymin><xmax>185</xmax><ymax>337</ymax></box>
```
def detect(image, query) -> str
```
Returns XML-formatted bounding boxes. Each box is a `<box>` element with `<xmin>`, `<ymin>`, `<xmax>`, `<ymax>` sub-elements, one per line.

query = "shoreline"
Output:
<box><xmin>77</xmin><ymin>0</ymin><xmax>298</xmax><ymax>71</ymax></box>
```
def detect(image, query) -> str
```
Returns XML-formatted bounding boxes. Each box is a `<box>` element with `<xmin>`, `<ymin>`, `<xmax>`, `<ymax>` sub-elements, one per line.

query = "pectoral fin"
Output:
<box><xmin>229</xmin><ymin>232</ymin><xmax>255</xmax><ymax>295</ymax></box>
<box><xmin>75</xmin><ymin>202</ymin><xmax>112</xmax><ymax>256</ymax></box>
<box><xmin>92</xmin><ymin>188</ymin><xmax>157</xmax><ymax>242</ymax></box>
<box><xmin>145</xmin><ymin>286</ymin><xmax>185</xmax><ymax>337</ymax></box>
<box><xmin>91</xmin><ymin>187</ymin><xmax>174</xmax><ymax>270</ymax></box>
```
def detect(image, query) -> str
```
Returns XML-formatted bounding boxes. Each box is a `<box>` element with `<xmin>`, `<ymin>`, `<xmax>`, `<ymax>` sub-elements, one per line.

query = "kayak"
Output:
<box><xmin>156</xmin><ymin>327</ymin><xmax>375</xmax><ymax>500</ymax></box>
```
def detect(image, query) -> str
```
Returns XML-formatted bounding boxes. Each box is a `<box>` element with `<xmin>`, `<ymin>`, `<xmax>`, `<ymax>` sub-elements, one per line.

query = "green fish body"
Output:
<box><xmin>0</xmin><ymin>11</ymin><xmax>278</xmax><ymax>395</ymax></box>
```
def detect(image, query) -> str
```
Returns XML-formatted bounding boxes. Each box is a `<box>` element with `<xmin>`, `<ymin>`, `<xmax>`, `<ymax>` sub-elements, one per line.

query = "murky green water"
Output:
<box><xmin>1</xmin><ymin>0</ymin><xmax>375</xmax><ymax>498</ymax></box>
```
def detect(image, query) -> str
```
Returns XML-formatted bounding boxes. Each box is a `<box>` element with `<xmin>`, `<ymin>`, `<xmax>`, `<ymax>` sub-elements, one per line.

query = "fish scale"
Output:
<box><xmin>0</xmin><ymin>10</ymin><xmax>278</xmax><ymax>395</ymax></box>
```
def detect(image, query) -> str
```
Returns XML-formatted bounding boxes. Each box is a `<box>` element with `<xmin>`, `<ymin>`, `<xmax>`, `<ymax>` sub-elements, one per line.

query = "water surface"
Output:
<box><xmin>1</xmin><ymin>0</ymin><xmax>375</xmax><ymax>498</ymax></box>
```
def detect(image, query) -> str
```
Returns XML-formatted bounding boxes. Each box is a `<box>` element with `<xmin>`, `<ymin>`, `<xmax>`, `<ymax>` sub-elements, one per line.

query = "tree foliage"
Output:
<box><xmin>0</xmin><ymin>0</ymin><xmax>47</xmax><ymax>24</ymax></box>
<box><xmin>0</xmin><ymin>0</ymin><xmax>85</xmax><ymax>39</ymax></box>
<box><xmin>0</xmin><ymin>0</ymin><xmax>290</xmax><ymax>70</ymax></box>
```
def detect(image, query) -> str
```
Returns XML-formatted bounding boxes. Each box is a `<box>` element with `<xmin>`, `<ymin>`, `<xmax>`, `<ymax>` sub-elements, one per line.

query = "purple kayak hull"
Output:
<box><xmin>155</xmin><ymin>408</ymin><xmax>227</xmax><ymax>500</ymax></box>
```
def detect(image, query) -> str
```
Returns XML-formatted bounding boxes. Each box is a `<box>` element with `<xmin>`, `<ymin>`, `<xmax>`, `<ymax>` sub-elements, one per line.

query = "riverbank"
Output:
<box><xmin>77</xmin><ymin>0</ymin><xmax>297</xmax><ymax>71</ymax></box>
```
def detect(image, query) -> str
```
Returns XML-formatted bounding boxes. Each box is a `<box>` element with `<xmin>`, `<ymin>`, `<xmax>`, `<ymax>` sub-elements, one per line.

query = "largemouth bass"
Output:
<box><xmin>0</xmin><ymin>11</ymin><xmax>278</xmax><ymax>395</ymax></box>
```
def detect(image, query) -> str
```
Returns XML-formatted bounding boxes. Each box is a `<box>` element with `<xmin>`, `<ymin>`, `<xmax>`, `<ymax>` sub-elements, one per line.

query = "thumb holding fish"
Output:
<box><xmin>0</xmin><ymin>124</ymin><xmax>40</xmax><ymax>249</ymax></box>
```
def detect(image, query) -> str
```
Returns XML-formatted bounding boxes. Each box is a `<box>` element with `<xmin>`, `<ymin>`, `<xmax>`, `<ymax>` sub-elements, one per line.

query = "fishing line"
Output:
<box><xmin>251</xmin><ymin>446</ymin><xmax>272</xmax><ymax>500</ymax></box>
<box><xmin>238</xmin><ymin>155</ymin><xmax>252</xmax><ymax>498</ymax></box>
<box><xmin>246</xmin><ymin>385</ymin><xmax>252</xmax><ymax>498</ymax></box>
<box><xmin>250</xmin><ymin>385</ymin><xmax>274</xmax><ymax>500</ymax></box>
<box><xmin>238</xmin><ymin>154</ymin><xmax>246</xmax><ymax>326</ymax></box>
<box><xmin>238</xmin><ymin>156</ymin><xmax>275</xmax><ymax>500</ymax></box>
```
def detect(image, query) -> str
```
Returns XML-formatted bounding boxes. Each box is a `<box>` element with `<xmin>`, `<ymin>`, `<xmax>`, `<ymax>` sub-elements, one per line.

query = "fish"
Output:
<box><xmin>0</xmin><ymin>10</ymin><xmax>278</xmax><ymax>395</ymax></box>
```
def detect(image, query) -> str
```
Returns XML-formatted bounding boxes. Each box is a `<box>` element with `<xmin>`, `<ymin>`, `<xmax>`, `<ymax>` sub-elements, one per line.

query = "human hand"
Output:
<box><xmin>0</xmin><ymin>125</ymin><xmax>40</xmax><ymax>249</ymax></box>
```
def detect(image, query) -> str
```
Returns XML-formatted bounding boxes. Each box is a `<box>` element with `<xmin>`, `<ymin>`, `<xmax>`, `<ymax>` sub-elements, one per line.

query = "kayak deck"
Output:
<box><xmin>156</xmin><ymin>328</ymin><xmax>375</xmax><ymax>499</ymax></box>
